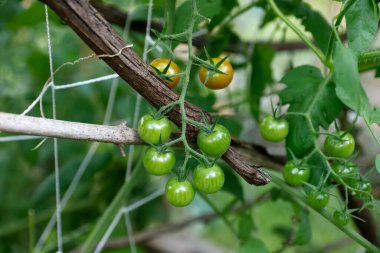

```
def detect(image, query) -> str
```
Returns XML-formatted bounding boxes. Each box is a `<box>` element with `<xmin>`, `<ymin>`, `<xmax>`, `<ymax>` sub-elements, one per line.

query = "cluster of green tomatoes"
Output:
<box><xmin>138</xmin><ymin>56</ymin><xmax>234</xmax><ymax>207</ymax></box>
<box><xmin>259</xmin><ymin>115</ymin><xmax>372</xmax><ymax>226</ymax></box>
<box><xmin>137</xmin><ymin>114</ymin><xmax>231</xmax><ymax>207</ymax></box>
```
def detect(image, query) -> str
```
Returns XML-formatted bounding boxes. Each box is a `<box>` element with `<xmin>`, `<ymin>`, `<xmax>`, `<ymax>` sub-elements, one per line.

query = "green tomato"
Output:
<box><xmin>282</xmin><ymin>161</ymin><xmax>310</xmax><ymax>186</ymax></box>
<box><xmin>137</xmin><ymin>114</ymin><xmax>172</xmax><ymax>145</ymax></box>
<box><xmin>165</xmin><ymin>177</ymin><xmax>195</xmax><ymax>207</ymax></box>
<box><xmin>307</xmin><ymin>190</ymin><xmax>330</xmax><ymax>210</ymax></box>
<box><xmin>331</xmin><ymin>162</ymin><xmax>359</xmax><ymax>186</ymax></box>
<box><xmin>193</xmin><ymin>164</ymin><xmax>225</xmax><ymax>194</ymax></box>
<box><xmin>259</xmin><ymin>115</ymin><xmax>289</xmax><ymax>142</ymax></box>
<box><xmin>324</xmin><ymin>132</ymin><xmax>355</xmax><ymax>158</ymax></box>
<box><xmin>143</xmin><ymin>147</ymin><xmax>176</xmax><ymax>176</ymax></box>
<box><xmin>333</xmin><ymin>211</ymin><xmax>349</xmax><ymax>226</ymax></box>
<box><xmin>352</xmin><ymin>180</ymin><xmax>372</xmax><ymax>200</ymax></box>
<box><xmin>197</xmin><ymin>124</ymin><xmax>231</xmax><ymax>157</ymax></box>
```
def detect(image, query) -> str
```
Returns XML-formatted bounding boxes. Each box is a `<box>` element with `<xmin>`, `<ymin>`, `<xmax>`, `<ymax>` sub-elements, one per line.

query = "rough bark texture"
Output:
<box><xmin>39</xmin><ymin>0</ymin><xmax>271</xmax><ymax>185</ymax></box>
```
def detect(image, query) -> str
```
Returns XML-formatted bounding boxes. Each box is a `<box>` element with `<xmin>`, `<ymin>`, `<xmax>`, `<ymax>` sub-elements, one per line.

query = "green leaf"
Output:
<box><xmin>259</xmin><ymin>1</ymin><xmax>331</xmax><ymax>53</ymax></box>
<box><xmin>220</xmin><ymin>164</ymin><xmax>244</xmax><ymax>202</ymax></box>
<box><xmin>249</xmin><ymin>44</ymin><xmax>275</xmax><ymax>120</ymax></box>
<box><xmin>293</xmin><ymin>208</ymin><xmax>312</xmax><ymax>245</ymax></box>
<box><xmin>375</xmin><ymin>154</ymin><xmax>380</xmax><ymax>174</ymax></box>
<box><xmin>333</xmin><ymin>43</ymin><xmax>371</xmax><ymax>116</ymax></box>
<box><xmin>240</xmin><ymin>238</ymin><xmax>269</xmax><ymax>253</ymax></box>
<box><xmin>345</xmin><ymin>0</ymin><xmax>379</xmax><ymax>55</ymax></box>
<box><xmin>293</xmin><ymin>4</ymin><xmax>332</xmax><ymax>53</ymax></box>
<box><xmin>238</xmin><ymin>212</ymin><xmax>255</xmax><ymax>241</ymax></box>
<box><xmin>279</xmin><ymin>65</ymin><xmax>343</xmax><ymax>156</ymax></box>
<box><xmin>174</xmin><ymin>0</ymin><xmax>223</xmax><ymax>34</ymax></box>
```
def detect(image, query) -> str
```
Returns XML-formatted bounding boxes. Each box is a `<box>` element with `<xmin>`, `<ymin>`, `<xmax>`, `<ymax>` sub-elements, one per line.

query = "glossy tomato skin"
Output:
<box><xmin>352</xmin><ymin>180</ymin><xmax>372</xmax><ymax>199</ymax></box>
<box><xmin>333</xmin><ymin>211</ymin><xmax>349</xmax><ymax>226</ymax></box>
<box><xmin>331</xmin><ymin>162</ymin><xmax>359</xmax><ymax>186</ymax></box>
<box><xmin>282</xmin><ymin>161</ymin><xmax>310</xmax><ymax>186</ymax></box>
<box><xmin>259</xmin><ymin>116</ymin><xmax>289</xmax><ymax>142</ymax></box>
<box><xmin>150</xmin><ymin>58</ymin><xmax>180</xmax><ymax>88</ymax></box>
<box><xmin>143</xmin><ymin>147</ymin><xmax>176</xmax><ymax>176</ymax></box>
<box><xmin>165</xmin><ymin>177</ymin><xmax>195</xmax><ymax>207</ymax></box>
<box><xmin>193</xmin><ymin>164</ymin><xmax>225</xmax><ymax>194</ymax></box>
<box><xmin>199</xmin><ymin>57</ymin><xmax>234</xmax><ymax>89</ymax></box>
<box><xmin>307</xmin><ymin>190</ymin><xmax>330</xmax><ymax>210</ymax></box>
<box><xmin>138</xmin><ymin>114</ymin><xmax>172</xmax><ymax>145</ymax></box>
<box><xmin>197</xmin><ymin>124</ymin><xmax>231</xmax><ymax>157</ymax></box>
<box><xmin>324</xmin><ymin>132</ymin><xmax>355</xmax><ymax>158</ymax></box>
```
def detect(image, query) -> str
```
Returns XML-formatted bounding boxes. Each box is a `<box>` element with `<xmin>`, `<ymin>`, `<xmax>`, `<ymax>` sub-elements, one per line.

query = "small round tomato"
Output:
<box><xmin>150</xmin><ymin>58</ymin><xmax>180</xmax><ymax>88</ymax></box>
<box><xmin>282</xmin><ymin>161</ymin><xmax>310</xmax><ymax>186</ymax></box>
<box><xmin>193</xmin><ymin>164</ymin><xmax>225</xmax><ymax>194</ymax></box>
<box><xmin>165</xmin><ymin>177</ymin><xmax>195</xmax><ymax>207</ymax></box>
<box><xmin>259</xmin><ymin>115</ymin><xmax>289</xmax><ymax>142</ymax></box>
<box><xmin>324</xmin><ymin>132</ymin><xmax>355</xmax><ymax>158</ymax></box>
<box><xmin>143</xmin><ymin>147</ymin><xmax>176</xmax><ymax>176</ymax></box>
<box><xmin>199</xmin><ymin>57</ymin><xmax>234</xmax><ymax>90</ymax></box>
<box><xmin>137</xmin><ymin>114</ymin><xmax>172</xmax><ymax>145</ymax></box>
<box><xmin>307</xmin><ymin>190</ymin><xmax>330</xmax><ymax>210</ymax></box>
<box><xmin>352</xmin><ymin>180</ymin><xmax>372</xmax><ymax>199</ymax></box>
<box><xmin>197</xmin><ymin>124</ymin><xmax>231</xmax><ymax>157</ymax></box>
<box><xmin>333</xmin><ymin>211</ymin><xmax>349</xmax><ymax>226</ymax></box>
<box><xmin>331</xmin><ymin>162</ymin><xmax>359</xmax><ymax>186</ymax></box>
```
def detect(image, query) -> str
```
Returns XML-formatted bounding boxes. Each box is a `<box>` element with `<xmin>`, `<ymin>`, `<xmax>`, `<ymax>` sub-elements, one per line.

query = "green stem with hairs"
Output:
<box><xmin>267</xmin><ymin>0</ymin><xmax>327</xmax><ymax>66</ymax></box>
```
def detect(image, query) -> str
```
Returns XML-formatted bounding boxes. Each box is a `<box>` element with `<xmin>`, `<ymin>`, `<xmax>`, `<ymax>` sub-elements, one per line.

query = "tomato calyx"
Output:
<box><xmin>202</xmin><ymin>55</ymin><xmax>230</xmax><ymax>85</ymax></box>
<box><xmin>151</xmin><ymin>59</ymin><xmax>176</xmax><ymax>83</ymax></box>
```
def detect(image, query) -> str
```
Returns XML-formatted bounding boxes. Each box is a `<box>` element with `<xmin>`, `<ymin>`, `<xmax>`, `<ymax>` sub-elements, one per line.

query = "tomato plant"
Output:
<box><xmin>333</xmin><ymin>211</ymin><xmax>350</xmax><ymax>226</ymax></box>
<box><xmin>198</xmin><ymin>57</ymin><xmax>234</xmax><ymax>89</ymax></box>
<box><xmin>307</xmin><ymin>190</ymin><xmax>330</xmax><ymax>210</ymax></box>
<box><xmin>282</xmin><ymin>160</ymin><xmax>310</xmax><ymax>186</ymax></box>
<box><xmin>324</xmin><ymin>132</ymin><xmax>356</xmax><ymax>158</ymax></box>
<box><xmin>137</xmin><ymin>114</ymin><xmax>172</xmax><ymax>145</ymax></box>
<box><xmin>352</xmin><ymin>180</ymin><xmax>372</xmax><ymax>200</ymax></box>
<box><xmin>259</xmin><ymin>115</ymin><xmax>289</xmax><ymax>142</ymax></box>
<box><xmin>150</xmin><ymin>58</ymin><xmax>181</xmax><ymax>88</ymax></box>
<box><xmin>165</xmin><ymin>177</ymin><xmax>195</xmax><ymax>207</ymax></box>
<box><xmin>331</xmin><ymin>162</ymin><xmax>359</xmax><ymax>186</ymax></box>
<box><xmin>197</xmin><ymin>124</ymin><xmax>231</xmax><ymax>157</ymax></box>
<box><xmin>143</xmin><ymin>147</ymin><xmax>176</xmax><ymax>176</ymax></box>
<box><xmin>3</xmin><ymin>0</ymin><xmax>380</xmax><ymax>252</ymax></box>
<box><xmin>193</xmin><ymin>164</ymin><xmax>225</xmax><ymax>194</ymax></box>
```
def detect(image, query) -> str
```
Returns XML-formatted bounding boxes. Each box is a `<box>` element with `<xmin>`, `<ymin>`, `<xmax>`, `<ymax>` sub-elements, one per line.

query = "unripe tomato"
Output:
<box><xmin>150</xmin><ymin>58</ymin><xmax>180</xmax><ymax>88</ymax></box>
<box><xmin>352</xmin><ymin>180</ymin><xmax>372</xmax><ymax>200</ymax></box>
<box><xmin>331</xmin><ymin>162</ymin><xmax>359</xmax><ymax>186</ymax></box>
<box><xmin>197</xmin><ymin>124</ymin><xmax>231</xmax><ymax>157</ymax></box>
<box><xmin>307</xmin><ymin>190</ymin><xmax>330</xmax><ymax>210</ymax></box>
<box><xmin>143</xmin><ymin>147</ymin><xmax>176</xmax><ymax>176</ymax></box>
<box><xmin>199</xmin><ymin>57</ymin><xmax>234</xmax><ymax>89</ymax></box>
<box><xmin>259</xmin><ymin>115</ymin><xmax>289</xmax><ymax>142</ymax></box>
<box><xmin>333</xmin><ymin>211</ymin><xmax>349</xmax><ymax>226</ymax></box>
<box><xmin>193</xmin><ymin>164</ymin><xmax>225</xmax><ymax>194</ymax></box>
<box><xmin>165</xmin><ymin>177</ymin><xmax>195</xmax><ymax>207</ymax></box>
<box><xmin>324</xmin><ymin>132</ymin><xmax>355</xmax><ymax>158</ymax></box>
<box><xmin>282</xmin><ymin>160</ymin><xmax>310</xmax><ymax>186</ymax></box>
<box><xmin>137</xmin><ymin>114</ymin><xmax>172</xmax><ymax>145</ymax></box>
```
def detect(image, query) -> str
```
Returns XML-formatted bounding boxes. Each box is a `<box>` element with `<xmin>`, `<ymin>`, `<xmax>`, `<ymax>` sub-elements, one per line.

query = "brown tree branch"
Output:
<box><xmin>39</xmin><ymin>0</ymin><xmax>271</xmax><ymax>186</ymax></box>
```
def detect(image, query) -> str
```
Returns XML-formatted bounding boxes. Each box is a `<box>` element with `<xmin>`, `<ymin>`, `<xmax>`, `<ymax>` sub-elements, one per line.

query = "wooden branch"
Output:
<box><xmin>0</xmin><ymin>112</ymin><xmax>140</xmax><ymax>144</ymax></box>
<box><xmin>39</xmin><ymin>0</ymin><xmax>271</xmax><ymax>186</ymax></box>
